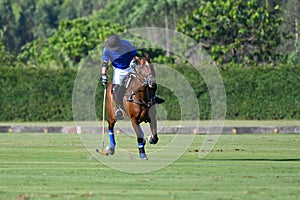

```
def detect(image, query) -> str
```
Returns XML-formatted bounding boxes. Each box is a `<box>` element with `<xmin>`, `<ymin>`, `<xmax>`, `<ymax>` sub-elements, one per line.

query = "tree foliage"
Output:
<box><xmin>17</xmin><ymin>0</ymin><xmax>36</xmax><ymax>49</ymax></box>
<box><xmin>0</xmin><ymin>0</ymin><xmax>17</xmax><ymax>52</ymax></box>
<box><xmin>0</xmin><ymin>30</ymin><xmax>15</xmax><ymax>66</ymax></box>
<box><xmin>280</xmin><ymin>0</ymin><xmax>300</xmax><ymax>64</ymax></box>
<box><xmin>0</xmin><ymin>0</ymin><xmax>108</xmax><ymax>54</ymax></box>
<box><xmin>0</xmin><ymin>0</ymin><xmax>299</xmax><ymax>67</ymax></box>
<box><xmin>17</xmin><ymin>18</ymin><xmax>125</xmax><ymax>67</ymax></box>
<box><xmin>94</xmin><ymin>0</ymin><xmax>201</xmax><ymax>30</ymax></box>
<box><xmin>177</xmin><ymin>0</ymin><xmax>285</xmax><ymax>66</ymax></box>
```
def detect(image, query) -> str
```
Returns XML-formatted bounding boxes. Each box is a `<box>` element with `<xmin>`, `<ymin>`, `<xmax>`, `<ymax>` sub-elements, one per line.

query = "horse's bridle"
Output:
<box><xmin>125</xmin><ymin>64</ymin><xmax>155</xmax><ymax>107</ymax></box>
<box><xmin>132</xmin><ymin>64</ymin><xmax>155</xmax><ymax>87</ymax></box>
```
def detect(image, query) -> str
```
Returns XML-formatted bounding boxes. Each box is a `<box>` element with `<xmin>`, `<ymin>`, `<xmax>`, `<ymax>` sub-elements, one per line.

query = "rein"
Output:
<box><xmin>124</xmin><ymin>65</ymin><xmax>154</xmax><ymax>107</ymax></box>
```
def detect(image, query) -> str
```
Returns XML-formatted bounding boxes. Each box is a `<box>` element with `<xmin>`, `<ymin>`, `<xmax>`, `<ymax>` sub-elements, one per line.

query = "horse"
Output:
<box><xmin>104</xmin><ymin>56</ymin><xmax>159</xmax><ymax>160</ymax></box>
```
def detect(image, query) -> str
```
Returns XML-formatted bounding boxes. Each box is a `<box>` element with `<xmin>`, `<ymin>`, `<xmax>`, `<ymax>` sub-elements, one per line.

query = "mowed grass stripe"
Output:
<box><xmin>0</xmin><ymin>133</ymin><xmax>300</xmax><ymax>200</ymax></box>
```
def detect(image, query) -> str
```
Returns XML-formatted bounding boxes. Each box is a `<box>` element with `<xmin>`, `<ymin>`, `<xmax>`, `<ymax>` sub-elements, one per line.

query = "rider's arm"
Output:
<box><xmin>102</xmin><ymin>60</ymin><xmax>108</xmax><ymax>75</ymax></box>
<box><xmin>102</xmin><ymin>48</ymin><xmax>110</xmax><ymax>75</ymax></box>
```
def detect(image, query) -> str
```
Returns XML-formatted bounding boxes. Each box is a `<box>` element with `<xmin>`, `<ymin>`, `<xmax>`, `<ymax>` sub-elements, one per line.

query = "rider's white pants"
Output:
<box><xmin>113</xmin><ymin>67</ymin><xmax>135</xmax><ymax>85</ymax></box>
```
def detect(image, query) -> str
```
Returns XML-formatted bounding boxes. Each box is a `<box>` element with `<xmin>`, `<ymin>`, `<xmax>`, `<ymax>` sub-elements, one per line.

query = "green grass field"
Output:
<box><xmin>0</xmin><ymin>133</ymin><xmax>299</xmax><ymax>200</ymax></box>
<box><xmin>2</xmin><ymin>120</ymin><xmax>300</xmax><ymax>127</ymax></box>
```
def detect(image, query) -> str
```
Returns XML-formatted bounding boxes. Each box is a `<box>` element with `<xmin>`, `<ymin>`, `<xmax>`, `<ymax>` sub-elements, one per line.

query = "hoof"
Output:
<box><xmin>106</xmin><ymin>146</ymin><xmax>115</xmax><ymax>155</ymax></box>
<box><xmin>148</xmin><ymin>135</ymin><xmax>159</xmax><ymax>144</ymax></box>
<box><xmin>140</xmin><ymin>153</ymin><xmax>148</xmax><ymax>160</ymax></box>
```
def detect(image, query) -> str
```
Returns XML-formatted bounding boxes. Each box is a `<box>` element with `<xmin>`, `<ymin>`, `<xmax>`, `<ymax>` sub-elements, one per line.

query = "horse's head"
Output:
<box><xmin>134</xmin><ymin>56</ymin><xmax>156</xmax><ymax>88</ymax></box>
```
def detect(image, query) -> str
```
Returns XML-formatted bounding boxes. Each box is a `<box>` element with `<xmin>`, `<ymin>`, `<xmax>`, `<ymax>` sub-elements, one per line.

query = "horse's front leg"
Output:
<box><xmin>148</xmin><ymin>105</ymin><xmax>159</xmax><ymax>144</ymax></box>
<box><xmin>104</xmin><ymin>83</ymin><xmax>117</xmax><ymax>156</ymax></box>
<box><xmin>131</xmin><ymin>120</ymin><xmax>148</xmax><ymax>160</ymax></box>
<box><xmin>106</xmin><ymin>117</ymin><xmax>116</xmax><ymax>155</ymax></box>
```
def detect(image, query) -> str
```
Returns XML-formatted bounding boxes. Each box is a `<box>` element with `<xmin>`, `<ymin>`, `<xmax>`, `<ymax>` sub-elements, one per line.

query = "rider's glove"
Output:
<box><xmin>101</xmin><ymin>74</ymin><xmax>108</xmax><ymax>85</ymax></box>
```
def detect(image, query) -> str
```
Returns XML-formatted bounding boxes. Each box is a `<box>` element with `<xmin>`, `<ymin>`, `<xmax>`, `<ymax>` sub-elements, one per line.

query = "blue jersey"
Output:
<box><xmin>102</xmin><ymin>39</ymin><xmax>137</xmax><ymax>69</ymax></box>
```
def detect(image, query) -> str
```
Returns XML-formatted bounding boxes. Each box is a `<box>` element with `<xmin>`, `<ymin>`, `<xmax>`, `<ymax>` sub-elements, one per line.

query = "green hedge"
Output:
<box><xmin>221</xmin><ymin>66</ymin><xmax>300</xmax><ymax>119</ymax></box>
<box><xmin>0</xmin><ymin>66</ymin><xmax>299</xmax><ymax>121</ymax></box>
<box><xmin>0</xmin><ymin>67</ymin><xmax>78</xmax><ymax>121</ymax></box>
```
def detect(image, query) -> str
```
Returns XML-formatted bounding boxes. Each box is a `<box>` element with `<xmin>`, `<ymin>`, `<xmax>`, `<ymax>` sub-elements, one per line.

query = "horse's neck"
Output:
<box><xmin>129</xmin><ymin>79</ymin><xmax>150</xmax><ymax>98</ymax></box>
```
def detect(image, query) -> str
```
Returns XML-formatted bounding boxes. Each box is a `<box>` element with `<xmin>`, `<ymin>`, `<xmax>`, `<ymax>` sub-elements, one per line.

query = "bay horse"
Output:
<box><xmin>105</xmin><ymin>56</ymin><xmax>159</xmax><ymax>160</ymax></box>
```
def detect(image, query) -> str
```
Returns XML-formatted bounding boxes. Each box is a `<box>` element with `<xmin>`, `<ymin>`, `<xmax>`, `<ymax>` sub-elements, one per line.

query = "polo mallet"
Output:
<box><xmin>96</xmin><ymin>84</ymin><xmax>108</xmax><ymax>155</ymax></box>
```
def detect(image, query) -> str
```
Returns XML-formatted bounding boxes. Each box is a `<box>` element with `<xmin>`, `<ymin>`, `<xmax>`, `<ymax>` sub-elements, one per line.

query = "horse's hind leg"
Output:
<box><xmin>131</xmin><ymin>120</ymin><xmax>148</xmax><ymax>160</ymax></box>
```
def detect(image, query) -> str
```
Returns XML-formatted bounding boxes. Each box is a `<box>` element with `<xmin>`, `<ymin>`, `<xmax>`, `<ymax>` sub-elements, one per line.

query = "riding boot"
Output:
<box><xmin>112</xmin><ymin>84</ymin><xmax>124</xmax><ymax>119</ymax></box>
<box><xmin>154</xmin><ymin>95</ymin><xmax>165</xmax><ymax>104</ymax></box>
<box><xmin>149</xmin><ymin>85</ymin><xmax>165</xmax><ymax>104</ymax></box>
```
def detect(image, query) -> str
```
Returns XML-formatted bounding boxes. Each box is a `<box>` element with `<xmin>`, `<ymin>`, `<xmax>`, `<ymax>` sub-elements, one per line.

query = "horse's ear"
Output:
<box><xmin>133</xmin><ymin>56</ymin><xmax>140</xmax><ymax>61</ymax></box>
<box><xmin>145</xmin><ymin>53</ymin><xmax>151</xmax><ymax>63</ymax></box>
